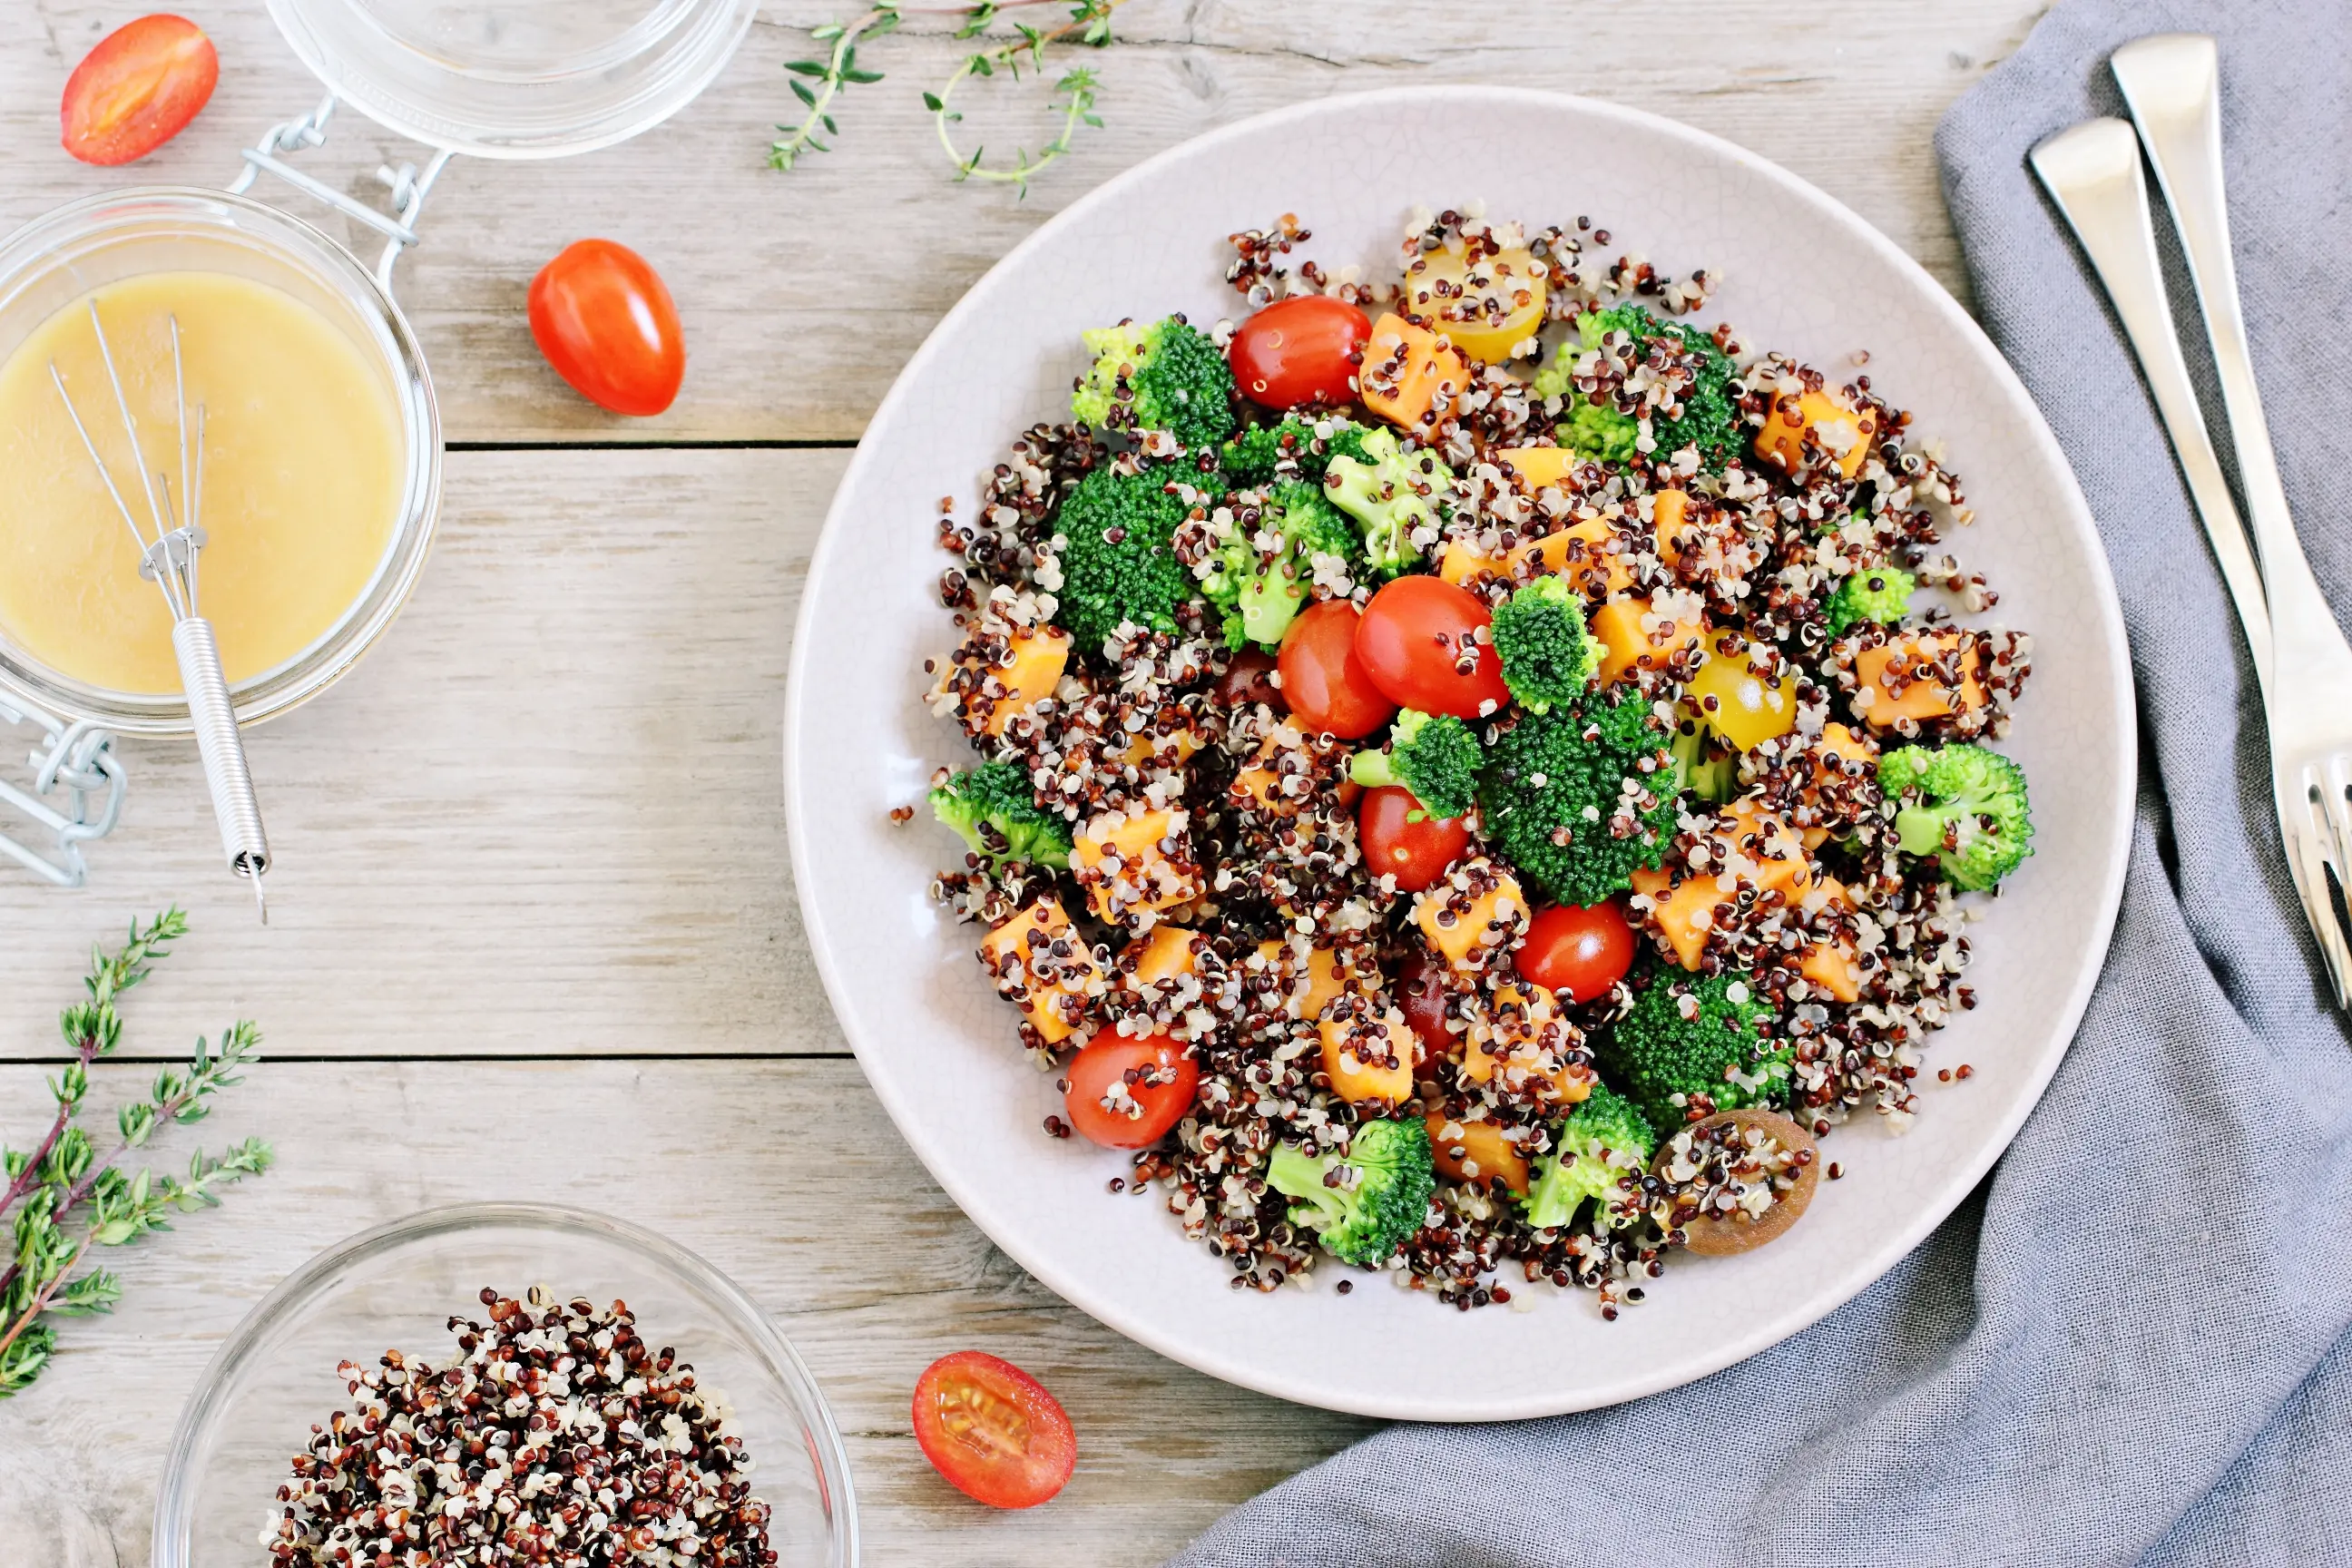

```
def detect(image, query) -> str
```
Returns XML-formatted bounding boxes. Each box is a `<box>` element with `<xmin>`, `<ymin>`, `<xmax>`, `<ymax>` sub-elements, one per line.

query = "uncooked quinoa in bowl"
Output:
<box><xmin>910</xmin><ymin>205</ymin><xmax>2034</xmax><ymax>1316</ymax></box>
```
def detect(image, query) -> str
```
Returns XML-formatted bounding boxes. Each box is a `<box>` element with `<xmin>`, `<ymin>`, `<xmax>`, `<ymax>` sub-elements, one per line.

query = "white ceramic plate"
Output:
<box><xmin>784</xmin><ymin>87</ymin><xmax>2133</xmax><ymax>1420</ymax></box>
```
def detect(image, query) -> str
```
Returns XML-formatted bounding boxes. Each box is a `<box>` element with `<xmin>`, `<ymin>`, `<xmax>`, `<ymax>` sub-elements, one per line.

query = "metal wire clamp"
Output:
<box><xmin>0</xmin><ymin>696</ymin><xmax>126</xmax><ymax>887</ymax></box>
<box><xmin>226</xmin><ymin>90</ymin><xmax>453</xmax><ymax>295</ymax></box>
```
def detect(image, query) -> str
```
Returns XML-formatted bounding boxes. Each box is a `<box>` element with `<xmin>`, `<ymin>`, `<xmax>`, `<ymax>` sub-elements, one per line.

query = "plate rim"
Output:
<box><xmin>784</xmin><ymin>83</ymin><xmax>2136</xmax><ymax>1420</ymax></box>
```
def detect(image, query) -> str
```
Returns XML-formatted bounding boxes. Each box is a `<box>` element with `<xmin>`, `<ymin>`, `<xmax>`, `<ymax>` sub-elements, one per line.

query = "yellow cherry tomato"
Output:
<box><xmin>1400</xmin><ymin>245</ymin><xmax>1547</xmax><ymax>364</ymax></box>
<box><xmin>1687</xmin><ymin>632</ymin><xmax>1798</xmax><ymax>751</ymax></box>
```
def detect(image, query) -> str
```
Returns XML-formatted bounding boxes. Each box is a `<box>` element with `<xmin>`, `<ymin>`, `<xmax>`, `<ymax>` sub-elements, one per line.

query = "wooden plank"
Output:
<box><xmin>0</xmin><ymin>448</ymin><xmax>846</xmax><ymax>1063</ymax></box>
<box><xmin>0</xmin><ymin>2</ymin><xmax>2047</xmax><ymax>444</ymax></box>
<box><xmin>0</xmin><ymin>1057</ymin><xmax>1375</xmax><ymax>1566</ymax></box>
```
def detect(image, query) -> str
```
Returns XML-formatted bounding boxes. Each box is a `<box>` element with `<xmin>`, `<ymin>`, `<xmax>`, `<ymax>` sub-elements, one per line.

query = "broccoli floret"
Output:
<box><xmin>1478</xmin><ymin>691</ymin><xmax>1678</xmax><ymax>906</ymax></box>
<box><xmin>1348</xmin><ymin>709</ymin><xmax>1481</xmax><ymax>820</ymax></box>
<box><xmin>1053</xmin><ymin>466</ymin><xmax>1201</xmax><ymax>653</ymax></box>
<box><xmin>1196</xmin><ymin>483</ymin><xmax>1362</xmax><ymax>650</ymax></box>
<box><xmin>1323</xmin><ymin>426</ymin><xmax>1455</xmax><ymax>578</ymax></box>
<box><xmin>1267</xmin><ymin>1119</ymin><xmax>1436</xmax><ymax>1267</ymax></box>
<box><xmin>1490</xmin><ymin>575</ymin><xmax>1606</xmax><ymax>714</ymax></box>
<box><xmin>1669</xmin><ymin>721</ymin><xmax>1736</xmax><ymax>804</ymax></box>
<box><xmin>1531</xmin><ymin>318</ymin><xmax>1639</xmax><ymax>464</ymax></box>
<box><xmin>1598</xmin><ymin>970</ymin><xmax>1788</xmax><ymax>1133</ymax></box>
<box><xmin>1220</xmin><ymin>416</ymin><xmax>1374</xmax><ymax>485</ymax></box>
<box><xmin>1533</xmin><ymin>306</ymin><xmax>1739</xmax><ymax>473</ymax></box>
<box><xmin>929</xmin><ymin>762</ymin><xmax>1072</xmax><ymax>869</ymax></box>
<box><xmin>1559</xmin><ymin>399</ymin><xmax>1639</xmax><ymax>465</ymax></box>
<box><xmin>1069</xmin><ymin>317</ymin><xmax>1237</xmax><ymax>449</ymax></box>
<box><xmin>1524</xmin><ymin>1084</ymin><xmax>1656</xmax><ymax>1230</ymax></box>
<box><xmin>1879</xmin><ymin>743</ymin><xmax>2034</xmax><ymax>892</ymax></box>
<box><xmin>1824</xmin><ymin>564</ymin><xmax>1917</xmax><ymax>636</ymax></box>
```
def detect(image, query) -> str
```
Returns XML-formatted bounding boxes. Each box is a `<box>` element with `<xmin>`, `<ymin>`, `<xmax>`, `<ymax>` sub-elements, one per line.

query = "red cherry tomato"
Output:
<box><xmin>60</xmin><ymin>15</ymin><xmax>217</xmax><ymax>167</ymax></box>
<box><xmin>1358</xmin><ymin>785</ymin><xmax>1469</xmax><ymax>894</ymax></box>
<box><xmin>1354</xmin><ymin>576</ymin><xmax>1510</xmax><ymax>720</ymax></box>
<box><xmin>1212</xmin><ymin>648</ymin><xmax>1285</xmax><ymax>711</ymax></box>
<box><xmin>912</xmin><ymin>1350</ymin><xmax>1077</xmax><ymax>1509</ymax></box>
<box><xmin>1063</xmin><ymin>1033</ymin><xmax>1198</xmax><ymax>1149</ymax></box>
<box><xmin>1228</xmin><ymin>296</ymin><xmax>1372</xmax><ymax>411</ymax></box>
<box><xmin>527</xmin><ymin>240</ymin><xmax>686</xmax><ymax>416</ymax></box>
<box><xmin>1277</xmin><ymin>600</ymin><xmax>1396</xmax><ymax>740</ymax></box>
<box><xmin>1392</xmin><ymin>950</ymin><xmax>1454</xmax><ymax>1073</ymax></box>
<box><xmin>1515</xmin><ymin>900</ymin><xmax>1637</xmax><ymax>1004</ymax></box>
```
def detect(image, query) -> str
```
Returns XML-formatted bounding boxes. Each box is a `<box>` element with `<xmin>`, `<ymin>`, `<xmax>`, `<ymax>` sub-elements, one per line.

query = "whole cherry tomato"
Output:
<box><xmin>1354</xmin><ymin>575</ymin><xmax>1510</xmax><ymax>720</ymax></box>
<box><xmin>912</xmin><ymin>1350</ymin><xmax>1077</xmax><ymax>1509</ymax></box>
<box><xmin>1228</xmin><ymin>296</ymin><xmax>1372</xmax><ymax>410</ymax></box>
<box><xmin>1278</xmin><ymin>599</ymin><xmax>1396</xmax><ymax>740</ymax></box>
<box><xmin>1063</xmin><ymin>1032</ymin><xmax>1199</xmax><ymax>1149</ymax></box>
<box><xmin>1212</xmin><ymin>648</ymin><xmax>1285</xmax><ymax>711</ymax></box>
<box><xmin>527</xmin><ymin>240</ymin><xmax>685</xmax><ymax>416</ymax></box>
<box><xmin>1392</xmin><ymin>950</ymin><xmax>1454</xmax><ymax>1073</ymax></box>
<box><xmin>1358</xmin><ymin>784</ymin><xmax>1469</xmax><ymax>894</ymax></box>
<box><xmin>61</xmin><ymin>15</ymin><xmax>217</xmax><ymax>166</ymax></box>
<box><xmin>1515</xmin><ymin>900</ymin><xmax>1637</xmax><ymax>1004</ymax></box>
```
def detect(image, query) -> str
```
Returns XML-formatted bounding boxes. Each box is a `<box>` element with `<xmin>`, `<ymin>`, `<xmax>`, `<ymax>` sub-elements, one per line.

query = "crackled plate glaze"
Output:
<box><xmin>783</xmin><ymin>87</ymin><xmax>2132</xmax><ymax>1420</ymax></box>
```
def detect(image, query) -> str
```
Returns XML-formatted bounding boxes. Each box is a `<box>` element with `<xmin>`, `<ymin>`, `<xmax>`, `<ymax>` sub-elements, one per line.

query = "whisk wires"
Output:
<box><xmin>49</xmin><ymin>301</ymin><xmax>264</xmax><ymax>923</ymax></box>
<box><xmin>48</xmin><ymin>302</ymin><xmax>208</xmax><ymax>624</ymax></box>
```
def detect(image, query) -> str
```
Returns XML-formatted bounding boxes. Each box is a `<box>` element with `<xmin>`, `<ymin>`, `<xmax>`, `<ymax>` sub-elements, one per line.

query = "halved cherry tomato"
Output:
<box><xmin>912</xmin><ymin>1350</ymin><xmax>1077</xmax><ymax>1509</ymax></box>
<box><xmin>527</xmin><ymin>240</ymin><xmax>686</xmax><ymax>416</ymax></box>
<box><xmin>1358</xmin><ymin>784</ymin><xmax>1469</xmax><ymax>894</ymax></box>
<box><xmin>1353</xmin><ymin>575</ymin><xmax>1510</xmax><ymax>720</ymax></box>
<box><xmin>1063</xmin><ymin>1032</ymin><xmax>1198</xmax><ymax>1149</ymax></box>
<box><xmin>1212</xmin><ymin>648</ymin><xmax>1285</xmax><ymax>711</ymax></box>
<box><xmin>1392</xmin><ymin>949</ymin><xmax>1454</xmax><ymax>1073</ymax></box>
<box><xmin>61</xmin><ymin>15</ymin><xmax>217</xmax><ymax>167</ymax></box>
<box><xmin>1278</xmin><ymin>599</ymin><xmax>1395</xmax><ymax>740</ymax></box>
<box><xmin>1514</xmin><ymin>900</ymin><xmax>1636</xmax><ymax>1004</ymax></box>
<box><xmin>1228</xmin><ymin>296</ymin><xmax>1372</xmax><ymax>410</ymax></box>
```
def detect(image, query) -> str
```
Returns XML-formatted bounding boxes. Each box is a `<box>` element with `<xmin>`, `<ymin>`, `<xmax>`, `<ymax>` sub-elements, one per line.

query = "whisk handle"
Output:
<box><xmin>172</xmin><ymin>618</ymin><xmax>271</xmax><ymax>885</ymax></box>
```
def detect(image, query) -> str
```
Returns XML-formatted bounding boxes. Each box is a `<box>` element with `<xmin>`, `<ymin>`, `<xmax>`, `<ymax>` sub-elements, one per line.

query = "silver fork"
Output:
<box><xmin>2031</xmin><ymin>34</ymin><xmax>2352</xmax><ymax>1010</ymax></box>
<box><xmin>2114</xmin><ymin>34</ymin><xmax>2352</xmax><ymax>1010</ymax></box>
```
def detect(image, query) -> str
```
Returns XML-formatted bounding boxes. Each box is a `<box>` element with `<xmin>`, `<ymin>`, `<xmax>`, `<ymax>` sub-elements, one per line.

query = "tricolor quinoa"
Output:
<box><xmin>916</xmin><ymin>207</ymin><xmax>2033</xmax><ymax>1314</ymax></box>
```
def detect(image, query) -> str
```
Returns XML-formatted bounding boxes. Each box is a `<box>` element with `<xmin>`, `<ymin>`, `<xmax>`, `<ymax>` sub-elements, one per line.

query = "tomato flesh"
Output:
<box><xmin>1228</xmin><ymin>296</ymin><xmax>1371</xmax><ymax>410</ymax></box>
<box><xmin>1354</xmin><ymin>576</ymin><xmax>1510</xmax><ymax>720</ymax></box>
<box><xmin>913</xmin><ymin>1350</ymin><xmax>1077</xmax><ymax>1509</ymax></box>
<box><xmin>1515</xmin><ymin>900</ymin><xmax>1636</xmax><ymax>1004</ymax></box>
<box><xmin>1392</xmin><ymin>950</ymin><xmax>1454</xmax><ymax>1073</ymax></box>
<box><xmin>527</xmin><ymin>240</ymin><xmax>686</xmax><ymax>416</ymax></box>
<box><xmin>1358</xmin><ymin>785</ymin><xmax>1469</xmax><ymax>894</ymax></box>
<box><xmin>1212</xmin><ymin>648</ymin><xmax>1285</xmax><ymax>711</ymax></box>
<box><xmin>61</xmin><ymin>15</ymin><xmax>217</xmax><ymax>166</ymax></box>
<box><xmin>1277</xmin><ymin>600</ymin><xmax>1396</xmax><ymax>740</ymax></box>
<box><xmin>1063</xmin><ymin>1033</ymin><xmax>1198</xmax><ymax>1149</ymax></box>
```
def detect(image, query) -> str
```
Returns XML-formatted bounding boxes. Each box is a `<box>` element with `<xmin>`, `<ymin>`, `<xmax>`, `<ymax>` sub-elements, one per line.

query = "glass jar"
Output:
<box><xmin>0</xmin><ymin>189</ymin><xmax>437</xmax><ymax>735</ymax></box>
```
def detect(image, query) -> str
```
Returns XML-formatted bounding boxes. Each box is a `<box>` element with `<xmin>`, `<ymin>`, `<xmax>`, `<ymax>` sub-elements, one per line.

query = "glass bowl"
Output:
<box><xmin>266</xmin><ymin>0</ymin><xmax>763</xmax><ymax>159</ymax></box>
<box><xmin>0</xmin><ymin>188</ymin><xmax>439</xmax><ymax>737</ymax></box>
<box><xmin>152</xmin><ymin>1203</ymin><xmax>858</xmax><ymax>1567</ymax></box>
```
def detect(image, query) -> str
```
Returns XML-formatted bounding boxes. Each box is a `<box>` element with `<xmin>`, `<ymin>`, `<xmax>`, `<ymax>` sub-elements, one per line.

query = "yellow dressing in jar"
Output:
<box><xmin>0</xmin><ymin>271</ymin><xmax>402</xmax><ymax>696</ymax></box>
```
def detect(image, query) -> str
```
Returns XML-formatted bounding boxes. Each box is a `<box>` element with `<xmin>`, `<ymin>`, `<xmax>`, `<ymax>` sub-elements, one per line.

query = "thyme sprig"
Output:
<box><xmin>768</xmin><ymin>5</ymin><xmax>899</xmax><ymax>171</ymax></box>
<box><xmin>0</xmin><ymin>911</ymin><xmax>270</xmax><ymax>1397</ymax></box>
<box><xmin>770</xmin><ymin>0</ymin><xmax>1129</xmax><ymax>191</ymax></box>
<box><xmin>926</xmin><ymin>1</ymin><xmax>1122</xmax><ymax>196</ymax></box>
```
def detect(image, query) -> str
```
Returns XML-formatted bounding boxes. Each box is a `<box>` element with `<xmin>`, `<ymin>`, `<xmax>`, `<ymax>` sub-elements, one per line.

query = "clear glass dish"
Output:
<box><xmin>152</xmin><ymin>1203</ymin><xmax>859</xmax><ymax>1567</ymax></box>
<box><xmin>266</xmin><ymin>0</ymin><xmax>763</xmax><ymax>159</ymax></box>
<box><xmin>0</xmin><ymin>188</ymin><xmax>439</xmax><ymax>738</ymax></box>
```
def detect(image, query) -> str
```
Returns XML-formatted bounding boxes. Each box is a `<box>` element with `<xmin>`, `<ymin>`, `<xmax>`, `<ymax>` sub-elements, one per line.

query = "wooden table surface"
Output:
<box><xmin>0</xmin><ymin>2</ymin><xmax>2049</xmax><ymax>1561</ymax></box>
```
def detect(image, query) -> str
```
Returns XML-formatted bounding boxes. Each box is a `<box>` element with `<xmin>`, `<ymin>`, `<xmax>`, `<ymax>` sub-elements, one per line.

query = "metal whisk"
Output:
<box><xmin>50</xmin><ymin>302</ymin><xmax>272</xmax><ymax>921</ymax></box>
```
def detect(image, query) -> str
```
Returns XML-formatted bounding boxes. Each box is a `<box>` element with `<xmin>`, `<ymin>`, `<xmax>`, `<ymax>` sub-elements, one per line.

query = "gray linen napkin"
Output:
<box><xmin>1170</xmin><ymin>4</ymin><xmax>2352</xmax><ymax>1563</ymax></box>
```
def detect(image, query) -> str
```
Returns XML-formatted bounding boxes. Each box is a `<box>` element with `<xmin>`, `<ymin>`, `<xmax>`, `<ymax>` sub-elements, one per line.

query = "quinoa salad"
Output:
<box><xmin>914</xmin><ymin>207</ymin><xmax>2033</xmax><ymax>1314</ymax></box>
